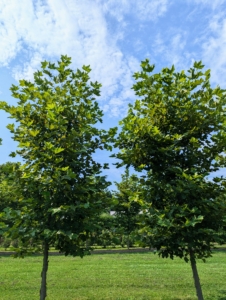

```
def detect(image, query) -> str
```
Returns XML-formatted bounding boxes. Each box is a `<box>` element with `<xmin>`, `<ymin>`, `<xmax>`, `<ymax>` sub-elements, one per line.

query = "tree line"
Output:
<box><xmin>0</xmin><ymin>55</ymin><xmax>226</xmax><ymax>300</ymax></box>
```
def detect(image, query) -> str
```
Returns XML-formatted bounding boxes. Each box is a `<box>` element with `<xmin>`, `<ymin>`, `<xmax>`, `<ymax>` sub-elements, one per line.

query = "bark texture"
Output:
<box><xmin>40</xmin><ymin>241</ymin><xmax>49</xmax><ymax>300</ymax></box>
<box><xmin>190</xmin><ymin>250</ymin><xmax>204</xmax><ymax>300</ymax></box>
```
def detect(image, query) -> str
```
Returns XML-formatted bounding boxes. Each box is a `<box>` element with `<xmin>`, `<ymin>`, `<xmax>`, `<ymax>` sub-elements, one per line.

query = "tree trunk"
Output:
<box><xmin>40</xmin><ymin>241</ymin><xmax>49</xmax><ymax>300</ymax></box>
<box><xmin>189</xmin><ymin>249</ymin><xmax>204</xmax><ymax>300</ymax></box>
<box><xmin>127</xmin><ymin>235</ymin><xmax>130</xmax><ymax>250</ymax></box>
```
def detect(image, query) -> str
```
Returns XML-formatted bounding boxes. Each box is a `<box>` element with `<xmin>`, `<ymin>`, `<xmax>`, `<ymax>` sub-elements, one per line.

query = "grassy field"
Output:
<box><xmin>0</xmin><ymin>251</ymin><xmax>226</xmax><ymax>300</ymax></box>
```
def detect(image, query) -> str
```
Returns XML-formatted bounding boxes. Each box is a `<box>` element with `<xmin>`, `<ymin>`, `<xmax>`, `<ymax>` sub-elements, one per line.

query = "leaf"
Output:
<box><xmin>193</xmin><ymin>61</ymin><xmax>204</xmax><ymax>69</ymax></box>
<box><xmin>56</xmin><ymin>230</ymin><xmax>65</xmax><ymax>235</ymax></box>
<box><xmin>6</xmin><ymin>123</ymin><xmax>15</xmax><ymax>132</ymax></box>
<box><xmin>61</xmin><ymin>166</ymin><xmax>69</xmax><ymax>171</ymax></box>
<box><xmin>49</xmin><ymin>208</ymin><xmax>62</xmax><ymax>214</ymax></box>
<box><xmin>43</xmin><ymin>229</ymin><xmax>53</xmax><ymax>237</ymax></box>
<box><xmin>29</xmin><ymin>130</ymin><xmax>40</xmax><ymax>137</ymax></box>
<box><xmin>41</xmin><ymin>61</ymin><xmax>48</xmax><ymax>69</ymax></box>
<box><xmin>9</xmin><ymin>152</ymin><xmax>17</xmax><ymax>158</ymax></box>
<box><xmin>54</xmin><ymin>147</ymin><xmax>65</xmax><ymax>154</ymax></box>
<box><xmin>82</xmin><ymin>65</ymin><xmax>91</xmax><ymax>73</ymax></box>
<box><xmin>47</xmin><ymin>103</ymin><xmax>55</xmax><ymax>110</ymax></box>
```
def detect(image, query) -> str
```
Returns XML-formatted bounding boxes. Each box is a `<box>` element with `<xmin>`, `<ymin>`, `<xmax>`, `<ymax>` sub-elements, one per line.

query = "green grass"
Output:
<box><xmin>0</xmin><ymin>252</ymin><xmax>226</xmax><ymax>300</ymax></box>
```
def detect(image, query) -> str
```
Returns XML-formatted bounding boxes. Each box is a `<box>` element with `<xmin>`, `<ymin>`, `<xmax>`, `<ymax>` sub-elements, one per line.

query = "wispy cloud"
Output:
<box><xmin>151</xmin><ymin>31</ymin><xmax>194</xmax><ymax>70</ymax></box>
<box><xmin>188</xmin><ymin>0</ymin><xmax>226</xmax><ymax>10</ymax></box>
<box><xmin>0</xmin><ymin>0</ymin><xmax>170</xmax><ymax>118</ymax></box>
<box><xmin>0</xmin><ymin>0</ymin><xmax>130</xmax><ymax>116</ymax></box>
<box><xmin>200</xmin><ymin>11</ymin><xmax>226</xmax><ymax>86</ymax></box>
<box><xmin>100</xmin><ymin>0</ymin><xmax>169</xmax><ymax>21</ymax></box>
<box><xmin>135</xmin><ymin>0</ymin><xmax>169</xmax><ymax>21</ymax></box>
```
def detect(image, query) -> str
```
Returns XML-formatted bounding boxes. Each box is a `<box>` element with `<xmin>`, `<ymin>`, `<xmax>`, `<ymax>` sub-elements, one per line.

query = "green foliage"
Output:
<box><xmin>115</xmin><ymin>60</ymin><xmax>226</xmax><ymax>262</ymax></box>
<box><xmin>0</xmin><ymin>55</ymin><xmax>112</xmax><ymax>257</ymax></box>
<box><xmin>0</xmin><ymin>162</ymin><xmax>21</xmax><ymax>212</ymax></box>
<box><xmin>0</xmin><ymin>162</ymin><xmax>22</xmax><ymax>236</ymax></box>
<box><xmin>112</xmin><ymin>170</ymin><xmax>142</xmax><ymax>248</ymax></box>
<box><xmin>88</xmin><ymin>212</ymin><xmax>116</xmax><ymax>248</ymax></box>
<box><xmin>2</xmin><ymin>238</ymin><xmax>11</xmax><ymax>250</ymax></box>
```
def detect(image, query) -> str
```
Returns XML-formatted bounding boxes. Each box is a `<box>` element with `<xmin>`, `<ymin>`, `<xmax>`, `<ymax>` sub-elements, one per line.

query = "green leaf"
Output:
<box><xmin>61</xmin><ymin>166</ymin><xmax>69</xmax><ymax>171</ymax></box>
<box><xmin>47</xmin><ymin>103</ymin><xmax>56</xmax><ymax>110</ymax></box>
<box><xmin>29</xmin><ymin>130</ymin><xmax>40</xmax><ymax>137</ymax></box>
<box><xmin>41</xmin><ymin>61</ymin><xmax>48</xmax><ymax>69</ymax></box>
<box><xmin>9</xmin><ymin>152</ymin><xmax>17</xmax><ymax>158</ymax></box>
<box><xmin>6</xmin><ymin>123</ymin><xmax>15</xmax><ymax>132</ymax></box>
<box><xmin>54</xmin><ymin>147</ymin><xmax>65</xmax><ymax>154</ymax></box>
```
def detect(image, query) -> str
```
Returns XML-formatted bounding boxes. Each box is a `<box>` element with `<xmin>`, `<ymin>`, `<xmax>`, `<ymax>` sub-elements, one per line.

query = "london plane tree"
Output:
<box><xmin>112</xmin><ymin>169</ymin><xmax>142</xmax><ymax>249</ymax></box>
<box><xmin>0</xmin><ymin>55</ymin><xmax>115</xmax><ymax>300</ymax></box>
<box><xmin>114</xmin><ymin>60</ymin><xmax>226</xmax><ymax>300</ymax></box>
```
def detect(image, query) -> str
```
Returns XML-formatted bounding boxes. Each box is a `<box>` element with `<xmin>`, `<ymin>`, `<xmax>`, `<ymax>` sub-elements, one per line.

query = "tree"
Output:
<box><xmin>0</xmin><ymin>139</ymin><xmax>5</xmax><ymax>237</ymax></box>
<box><xmin>94</xmin><ymin>212</ymin><xmax>117</xmax><ymax>248</ymax></box>
<box><xmin>0</xmin><ymin>162</ymin><xmax>21</xmax><ymax>242</ymax></box>
<box><xmin>0</xmin><ymin>55</ymin><xmax>115</xmax><ymax>300</ymax></box>
<box><xmin>0</xmin><ymin>162</ymin><xmax>21</xmax><ymax>213</ymax></box>
<box><xmin>112</xmin><ymin>170</ymin><xmax>141</xmax><ymax>249</ymax></box>
<box><xmin>114</xmin><ymin>60</ymin><xmax>226</xmax><ymax>300</ymax></box>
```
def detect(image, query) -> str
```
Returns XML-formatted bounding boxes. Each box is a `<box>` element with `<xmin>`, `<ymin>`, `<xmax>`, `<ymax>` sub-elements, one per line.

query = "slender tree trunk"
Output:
<box><xmin>189</xmin><ymin>249</ymin><xmax>204</xmax><ymax>300</ymax></box>
<box><xmin>40</xmin><ymin>241</ymin><xmax>49</xmax><ymax>300</ymax></box>
<box><xmin>127</xmin><ymin>235</ymin><xmax>130</xmax><ymax>250</ymax></box>
<box><xmin>120</xmin><ymin>235</ymin><xmax>124</xmax><ymax>248</ymax></box>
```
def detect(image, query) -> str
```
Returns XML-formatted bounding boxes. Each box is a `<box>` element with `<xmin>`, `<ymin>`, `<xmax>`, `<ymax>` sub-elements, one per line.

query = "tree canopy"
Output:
<box><xmin>112</xmin><ymin>170</ymin><xmax>141</xmax><ymax>249</ymax></box>
<box><xmin>1</xmin><ymin>55</ymin><xmax>226</xmax><ymax>300</ymax></box>
<box><xmin>114</xmin><ymin>60</ymin><xmax>226</xmax><ymax>300</ymax></box>
<box><xmin>0</xmin><ymin>55</ymin><xmax>115</xmax><ymax>300</ymax></box>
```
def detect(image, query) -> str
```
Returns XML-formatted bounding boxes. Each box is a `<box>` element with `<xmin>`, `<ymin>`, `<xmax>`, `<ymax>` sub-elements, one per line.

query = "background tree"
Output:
<box><xmin>0</xmin><ymin>162</ymin><xmax>21</xmax><ymax>213</ymax></box>
<box><xmin>0</xmin><ymin>162</ymin><xmax>21</xmax><ymax>246</ymax></box>
<box><xmin>114</xmin><ymin>60</ymin><xmax>226</xmax><ymax>300</ymax></box>
<box><xmin>79</xmin><ymin>191</ymin><xmax>117</xmax><ymax>248</ymax></box>
<box><xmin>112</xmin><ymin>170</ymin><xmax>141</xmax><ymax>249</ymax></box>
<box><xmin>0</xmin><ymin>55</ymin><xmax>115</xmax><ymax>300</ymax></box>
<box><xmin>94</xmin><ymin>211</ymin><xmax>117</xmax><ymax>248</ymax></box>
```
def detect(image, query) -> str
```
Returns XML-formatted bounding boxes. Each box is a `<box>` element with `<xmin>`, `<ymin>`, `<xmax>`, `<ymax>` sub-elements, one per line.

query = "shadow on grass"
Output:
<box><xmin>217</xmin><ymin>291</ymin><xmax>226</xmax><ymax>300</ymax></box>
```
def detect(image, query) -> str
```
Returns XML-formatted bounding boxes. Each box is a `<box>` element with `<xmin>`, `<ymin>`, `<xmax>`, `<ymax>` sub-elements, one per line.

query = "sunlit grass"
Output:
<box><xmin>0</xmin><ymin>251</ymin><xmax>225</xmax><ymax>300</ymax></box>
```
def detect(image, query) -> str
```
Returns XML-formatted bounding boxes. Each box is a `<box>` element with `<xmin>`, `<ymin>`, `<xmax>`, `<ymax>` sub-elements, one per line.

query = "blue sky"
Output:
<box><xmin>0</xmin><ymin>0</ymin><xmax>226</xmax><ymax>186</ymax></box>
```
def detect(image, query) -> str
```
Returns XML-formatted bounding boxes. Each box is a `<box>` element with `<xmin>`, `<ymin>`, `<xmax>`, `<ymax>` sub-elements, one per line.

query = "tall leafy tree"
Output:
<box><xmin>0</xmin><ymin>162</ymin><xmax>21</xmax><ymax>212</ymax></box>
<box><xmin>94</xmin><ymin>211</ymin><xmax>117</xmax><ymax>248</ymax></box>
<box><xmin>113</xmin><ymin>170</ymin><xmax>141</xmax><ymax>249</ymax></box>
<box><xmin>0</xmin><ymin>162</ymin><xmax>21</xmax><ymax>234</ymax></box>
<box><xmin>114</xmin><ymin>60</ymin><xmax>226</xmax><ymax>300</ymax></box>
<box><xmin>0</xmin><ymin>55</ymin><xmax>115</xmax><ymax>300</ymax></box>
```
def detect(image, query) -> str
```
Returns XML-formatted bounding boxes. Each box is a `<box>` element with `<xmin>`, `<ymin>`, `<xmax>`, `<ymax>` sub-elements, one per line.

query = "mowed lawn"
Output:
<box><xmin>0</xmin><ymin>251</ymin><xmax>226</xmax><ymax>300</ymax></box>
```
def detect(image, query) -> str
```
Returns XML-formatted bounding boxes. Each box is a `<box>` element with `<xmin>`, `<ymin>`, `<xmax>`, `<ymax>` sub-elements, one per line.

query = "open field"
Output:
<box><xmin>0</xmin><ymin>251</ymin><xmax>226</xmax><ymax>300</ymax></box>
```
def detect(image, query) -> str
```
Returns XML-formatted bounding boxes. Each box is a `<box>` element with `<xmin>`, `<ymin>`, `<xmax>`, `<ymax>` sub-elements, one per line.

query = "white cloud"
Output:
<box><xmin>136</xmin><ymin>0</ymin><xmax>169</xmax><ymax>21</ymax></box>
<box><xmin>99</xmin><ymin>0</ymin><xmax>169</xmax><ymax>21</ymax></box>
<box><xmin>151</xmin><ymin>31</ymin><xmax>194</xmax><ymax>70</ymax></box>
<box><xmin>100</xmin><ymin>0</ymin><xmax>130</xmax><ymax>22</ymax></box>
<box><xmin>188</xmin><ymin>0</ymin><xmax>226</xmax><ymax>10</ymax></box>
<box><xmin>0</xmin><ymin>0</ymin><xmax>139</xmax><ymax>117</ymax></box>
<box><xmin>201</xmin><ymin>14</ymin><xmax>226</xmax><ymax>86</ymax></box>
<box><xmin>0</xmin><ymin>0</ymin><xmax>171</xmax><ymax>117</ymax></box>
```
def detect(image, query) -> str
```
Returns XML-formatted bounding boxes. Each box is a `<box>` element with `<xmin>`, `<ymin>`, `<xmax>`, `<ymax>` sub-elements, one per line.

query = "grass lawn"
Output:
<box><xmin>0</xmin><ymin>251</ymin><xmax>225</xmax><ymax>300</ymax></box>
